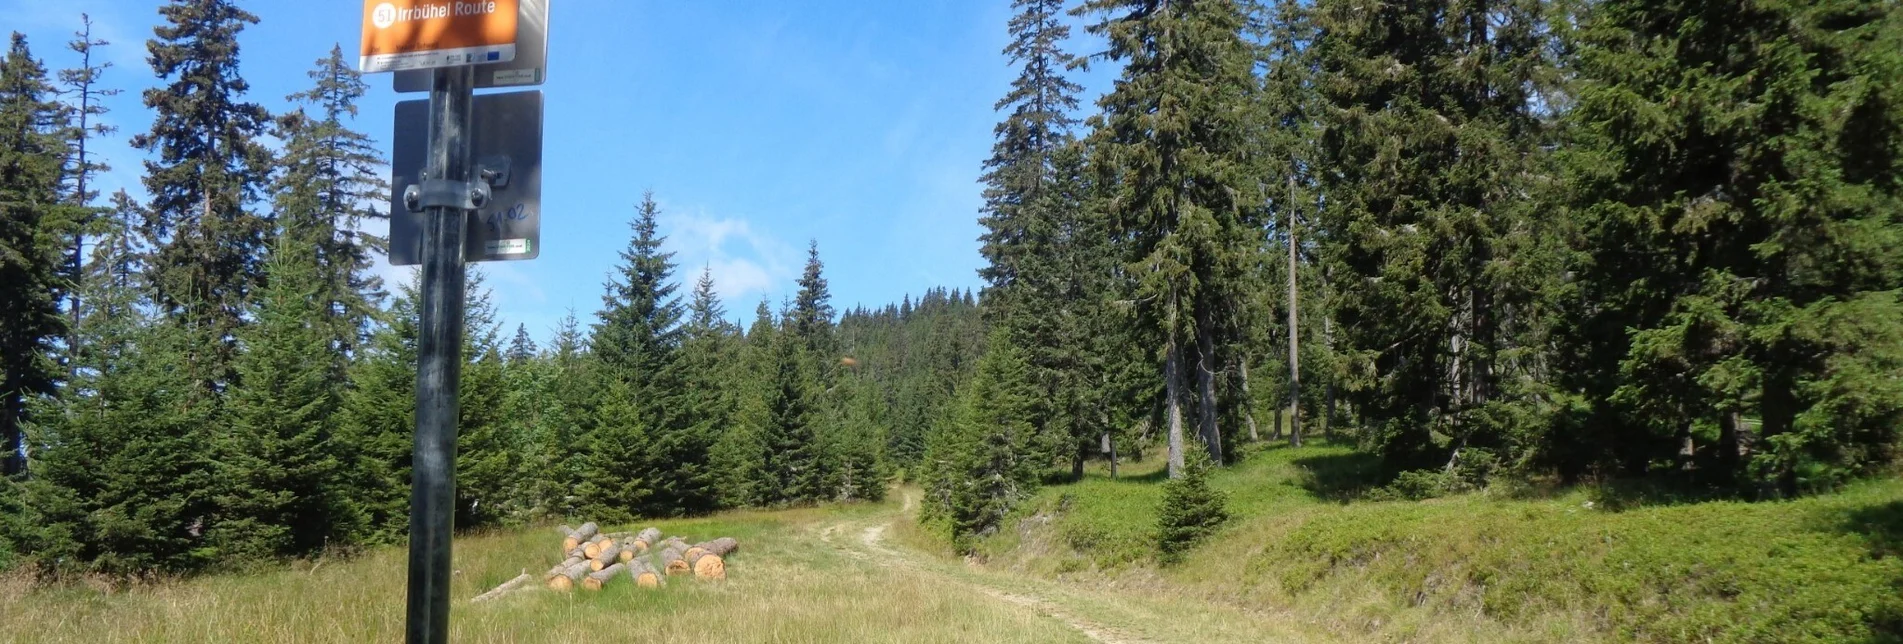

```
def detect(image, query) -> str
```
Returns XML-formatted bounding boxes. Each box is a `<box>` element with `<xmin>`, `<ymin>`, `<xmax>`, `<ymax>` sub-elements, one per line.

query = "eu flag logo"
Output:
<box><xmin>487</xmin><ymin>51</ymin><xmax>501</xmax><ymax>61</ymax></box>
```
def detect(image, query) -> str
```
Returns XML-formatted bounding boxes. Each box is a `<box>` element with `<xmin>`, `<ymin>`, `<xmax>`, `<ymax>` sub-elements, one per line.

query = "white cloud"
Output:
<box><xmin>659</xmin><ymin>205</ymin><xmax>799</xmax><ymax>313</ymax></box>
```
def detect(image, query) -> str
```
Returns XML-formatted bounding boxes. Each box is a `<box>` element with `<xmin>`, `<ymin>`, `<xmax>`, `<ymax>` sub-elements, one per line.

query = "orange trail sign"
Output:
<box><xmin>361</xmin><ymin>0</ymin><xmax>519</xmax><ymax>73</ymax></box>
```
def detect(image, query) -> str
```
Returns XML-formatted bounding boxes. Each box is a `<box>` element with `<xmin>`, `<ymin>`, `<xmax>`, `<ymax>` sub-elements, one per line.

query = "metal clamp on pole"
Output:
<box><xmin>403</xmin><ymin>178</ymin><xmax>493</xmax><ymax>213</ymax></box>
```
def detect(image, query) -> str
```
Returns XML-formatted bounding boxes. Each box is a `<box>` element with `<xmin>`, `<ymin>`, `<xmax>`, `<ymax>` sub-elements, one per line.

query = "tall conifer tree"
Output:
<box><xmin>134</xmin><ymin>0</ymin><xmax>273</xmax><ymax>394</ymax></box>
<box><xmin>0</xmin><ymin>34</ymin><xmax>70</xmax><ymax>477</ymax></box>
<box><xmin>1076</xmin><ymin>0</ymin><xmax>1263</xmax><ymax>476</ymax></box>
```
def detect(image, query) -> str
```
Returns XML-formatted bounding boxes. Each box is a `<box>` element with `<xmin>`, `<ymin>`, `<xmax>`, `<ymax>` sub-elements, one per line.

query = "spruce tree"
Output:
<box><xmin>1306</xmin><ymin>0</ymin><xmax>1567</xmax><ymax>472</ymax></box>
<box><xmin>1155</xmin><ymin>448</ymin><xmax>1228</xmax><ymax>564</ymax></box>
<box><xmin>1564</xmin><ymin>0</ymin><xmax>1903</xmax><ymax>491</ymax></box>
<box><xmin>649</xmin><ymin>267</ymin><xmax>732</xmax><ymax>515</ymax></box>
<box><xmin>332</xmin><ymin>283</ymin><xmax>419</xmax><ymax>544</ymax></box>
<box><xmin>0</xmin><ymin>34</ymin><xmax>67</xmax><ymax>477</ymax></box>
<box><xmin>759</xmin><ymin>306</ymin><xmax>824</xmax><ymax>505</ymax></box>
<box><xmin>275</xmin><ymin>45</ymin><xmax>387</xmax><ymax>362</ymax></box>
<box><xmin>213</xmin><ymin>228</ymin><xmax>345</xmax><ymax>562</ymax></box>
<box><xmin>791</xmin><ymin>240</ymin><xmax>836</xmax><ymax>363</ymax></box>
<box><xmin>455</xmin><ymin>275</ymin><xmax>513</xmax><ymax>526</ymax></box>
<box><xmin>593</xmin><ymin>192</ymin><xmax>683</xmax><ymax>381</ymax></box>
<box><xmin>134</xmin><ymin>0</ymin><xmax>273</xmax><ymax>393</ymax></box>
<box><xmin>506</xmin><ymin>323</ymin><xmax>538</xmax><ymax>364</ymax></box>
<box><xmin>19</xmin><ymin>315</ymin><xmax>219</xmax><ymax>574</ymax></box>
<box><xmin>926</xmin><ymin>330</ymin><xmax>1039</xmax><ymax>551</ymax></box>
<box><xmin>715</xmin><ymin>298</ymin><xmax>780</xmax><ymax>508</ymax></box>
<box><xmin>517</xmin><ymin>310</ymin><xmax>589</xmax><ymax>518</ymax></box>
<box><xmin>1075</xmin><ymin>0</ymin><xmax>1264</xmax><ymax>476</ymax></box>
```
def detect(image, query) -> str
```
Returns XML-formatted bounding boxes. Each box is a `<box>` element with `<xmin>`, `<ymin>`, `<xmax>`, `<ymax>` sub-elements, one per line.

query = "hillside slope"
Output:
<box><xmin>928</xmin><ymin>443</ymin><xmax>1903</xmax><ymax>643</ymax></box>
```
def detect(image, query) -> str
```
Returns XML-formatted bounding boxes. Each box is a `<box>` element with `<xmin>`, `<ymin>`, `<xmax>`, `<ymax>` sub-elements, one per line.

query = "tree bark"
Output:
<box><xmin>1287</xmin><ymin>174</ymin><xmax>1303</xmax><ymax>449</ymax></box>
<box><xmin>1240</xmin><ymin>359</ymin><xmax>1260</xmax><ymax>441</ymax></box>
<box><xmin>1717</xmin><ymin>408</ymin><xmax>1742</xmax><ymax>474</ymax></box>
<box><xmin>1165</xmin><ymin>337</ymin><xmax>1188</xmax><ymax>479</ymax></box>
<box><xmin>687</xmin><ymin>537</ymin><xmax>739</xmax><ymax>566</ymax></box>
<box><xmin>659</xmin><ymin>547</ymin><xmax>689</xmax><ymax>576</ymax></box>
<box><xmin>1195</xmin><ymin>313</ymin><xmax>1224</xmax><ymax>464</ymax></box>
<box><xmin>592</xmin><ymin>542</ymin><xmax>624</xmax><ymax>571</ymax></box>
<box><xmin>628</xmin><ymin>558</ymin><xmax>665</xmax><ymax>588</ymax></box>
<box><xmin>633</xmin><ymin>527</ymin><xmax>662</xmax><ymax>552</ymax></box>
<box><xmin>545</xmin><ymin>560</ymin><xmax>590</xmax><ymax>591</ymax></box>
<box><xmin>563</xmin><ymin>522</ymin><xmax>599</xmax><ymax>552</ymax></box>
<box><xmin>583</xmin><ymin>563</ymin><xmax>627</xmax><ymax>591</ymax></box>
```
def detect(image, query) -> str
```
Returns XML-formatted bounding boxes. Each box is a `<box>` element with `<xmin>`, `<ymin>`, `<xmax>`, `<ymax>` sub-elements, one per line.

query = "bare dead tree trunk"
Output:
<box><xmin>1287</xmin><ymin>174</ymin><xmax>1303</xmax><ymax>449</ymax></box>
<box><xmin>1240</xmin><ymin>359</ymin><xmax>1260</xmax><ymax>441</ymax></box>
<box><xmin>1323</xmin><ymin>306</ymin><xmax>1336</xmax><ymax>442</ymax></box>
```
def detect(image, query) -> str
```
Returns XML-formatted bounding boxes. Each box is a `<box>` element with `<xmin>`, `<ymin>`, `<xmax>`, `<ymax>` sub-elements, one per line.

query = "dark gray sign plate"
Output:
<box><xmin>389</xmin><ymin>90</ymin><xmax>543</xmax><ymax>266</ymax></box>
<box><xmin>393</xmin><ymin>0</ymin><xmax>548</xmax><ymax>92</ymax></box>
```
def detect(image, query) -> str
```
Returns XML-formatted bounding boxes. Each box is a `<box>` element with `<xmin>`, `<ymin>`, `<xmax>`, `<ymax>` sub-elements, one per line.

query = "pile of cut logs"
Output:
<box><xmin>471</xmin><ymin>522</ymin><xmax>740</xmax><ymax>602</ymax></box>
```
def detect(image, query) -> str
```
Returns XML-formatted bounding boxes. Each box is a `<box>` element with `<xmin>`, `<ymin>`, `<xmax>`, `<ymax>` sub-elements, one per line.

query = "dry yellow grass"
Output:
<box><xmin>0</xmin><ymin>505</ymin><xmax>1091</xmax><ymax>643</ymax></box>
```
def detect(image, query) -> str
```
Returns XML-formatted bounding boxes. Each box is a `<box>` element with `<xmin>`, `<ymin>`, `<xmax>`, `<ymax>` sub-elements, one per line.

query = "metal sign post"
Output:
<box><xmin>359</xmin><ymin>2</ymin><xmax>546</xmax><ymax>642</ymax></box>
<box><xmin>405</xmin><ymin>63</ymin><xmax>474</xmax><ymax>644</ymax></box>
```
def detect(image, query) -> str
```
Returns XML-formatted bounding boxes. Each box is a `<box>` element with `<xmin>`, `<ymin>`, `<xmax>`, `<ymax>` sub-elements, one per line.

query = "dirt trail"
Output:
<box><xmin>815</xmin><ymin>492</ymin><xmax>1151</xmax><ymax>644</ymax></box>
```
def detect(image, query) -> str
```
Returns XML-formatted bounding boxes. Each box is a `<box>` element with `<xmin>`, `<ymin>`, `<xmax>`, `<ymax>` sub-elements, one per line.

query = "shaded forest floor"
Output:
<box><xmin>921</xmin><ymin>440</ymin><xmax>1903</xmax><ymax>643</ymax></box>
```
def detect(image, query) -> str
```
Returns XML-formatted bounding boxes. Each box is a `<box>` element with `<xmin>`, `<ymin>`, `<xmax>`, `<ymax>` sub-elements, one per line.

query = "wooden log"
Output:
<box><xmin>545</xmin><ymin>560</ymin><xmax>590</xmax><ymax>591</ymax></box>
<box><xmin>692</xmin><ymin>554</ymin><xmax>726</xmax><ymax>581</ymax></box>
<box><xmin>582</xmin><ymin>534</ymin><xmax>611</xmax><ymax>559</ymax></box>
<box><xmin>544</xmin><ymin>555</ymin><xmax>584</xmax><ymax>577</ymax></box>
<box><xmin>687</xmin><ymin>537</ymin><xmax>738</xmax><ymax>566</ymax></box>
<box><xmin>555</xmin><ymin>524</ymin><xmax>573</xmax><ymax>537</ymax></box>
<box><xmin>659</xmin><ymin>536</ymin><xmax>687</xmax><ymax>552</ymax></box>
<box><xmin>631</xmin><ymin>527</ymin><xmax>662</xmax><ymax>552</ymax></box>
<box><xmin>472</xmin><ymin>573</ymin><xmax>535</xmax><ymax>603</ymax></box>
<box><xmin>562</xmin><ymin>522</ymin><xmax>600</xmax><ymax>551</ymax></box>
<box><xmin>627</xmin><ymin>558</ymin><xmax>664</xmax><ymax>588</ymax></box>
<box><xmin>591</xmin><ymin>542</ymin><xmax>624</xmax><ymax>571</ymax></box>
<box><xmin>659</xmin><ymin>547</ymin><xmax>690</xmax><ymax>576</ymax></box>
<box><xmin>583</xmin><ymin>563</ymin><xmax>627</xmax><ymax>591</ymax></box>
<box><xmin>618</xmin><ymin>548</ymin><xmax>636</xmax><ymax>564</ymax></box>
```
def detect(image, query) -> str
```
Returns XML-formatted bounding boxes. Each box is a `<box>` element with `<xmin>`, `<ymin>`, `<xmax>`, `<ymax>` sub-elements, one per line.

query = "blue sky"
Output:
<box><xmin>4</xmin><ymin>0</ymin><xmax>1115</xmax><ymax>343</ymax></box>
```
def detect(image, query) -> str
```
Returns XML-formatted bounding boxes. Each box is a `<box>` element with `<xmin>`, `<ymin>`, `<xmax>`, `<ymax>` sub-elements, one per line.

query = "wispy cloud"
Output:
<box><xmin>659</xmin><ymin>205</ymin><xmax>799</xmax><ymax>314</ymax></box>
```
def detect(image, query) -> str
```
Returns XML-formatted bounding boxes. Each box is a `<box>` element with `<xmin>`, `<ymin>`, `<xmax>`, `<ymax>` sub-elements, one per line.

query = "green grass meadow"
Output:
<box><xmin>944</xmin><ymin>441</ymin><xmax>1903</xmax><ymax>643</ymax></box>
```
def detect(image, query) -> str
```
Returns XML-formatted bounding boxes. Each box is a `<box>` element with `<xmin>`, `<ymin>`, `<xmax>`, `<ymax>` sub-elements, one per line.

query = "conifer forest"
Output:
<box><xmin>1</xmin><ymin>3</ymin><xmax>1901</xmax><ymax>636</ymax></box>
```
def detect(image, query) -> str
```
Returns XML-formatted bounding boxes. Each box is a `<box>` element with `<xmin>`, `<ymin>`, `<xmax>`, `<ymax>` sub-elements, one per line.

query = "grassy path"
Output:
<box><xmin>811</xmin><ymin>490</ymin><xmax>1325</xmax><ymax>644</ymax></box>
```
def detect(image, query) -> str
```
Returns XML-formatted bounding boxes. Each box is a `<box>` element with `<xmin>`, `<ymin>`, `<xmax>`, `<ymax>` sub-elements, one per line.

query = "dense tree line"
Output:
<box><xmin>0</xmin><ymin>1</ymin><xmax>976</xmax><ymax>576</ymax></box>
<box><xmin>2</xmin><ymin>0</ymin><xmax>1899</xmax><ymax>573</ymax></box>
<box><xmin>921</xmin><ymin>0</ymin><xmax>1903</xmax><ymax>547</ymax></box>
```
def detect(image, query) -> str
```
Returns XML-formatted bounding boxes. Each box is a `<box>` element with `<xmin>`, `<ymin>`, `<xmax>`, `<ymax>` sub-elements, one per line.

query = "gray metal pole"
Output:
<box><xmin>406</xmin><ymin>64</ymin><xmax>474</xmax><ymax>644</ymax></box>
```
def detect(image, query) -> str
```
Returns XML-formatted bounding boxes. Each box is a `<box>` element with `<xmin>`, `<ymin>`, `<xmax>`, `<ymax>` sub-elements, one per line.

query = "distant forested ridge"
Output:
<box><xmin>4</xmin><ymin>0</ymin><xmax>1901</xmax><ymax>574</ymax></box>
